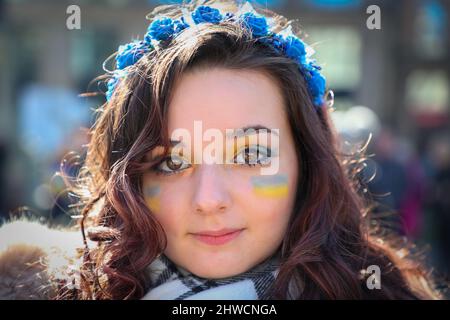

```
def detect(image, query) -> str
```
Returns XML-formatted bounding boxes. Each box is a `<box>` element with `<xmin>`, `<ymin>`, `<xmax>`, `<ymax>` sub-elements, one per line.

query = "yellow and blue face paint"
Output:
<box><xmin>144</xmin><ymin>185</ymin><xmax>160</xmax><ymax>212</ymax></box>
<box><xmin>250</xmin><ymin>174</ymin><xmax>288</xmax><ymax>198</ymax></box>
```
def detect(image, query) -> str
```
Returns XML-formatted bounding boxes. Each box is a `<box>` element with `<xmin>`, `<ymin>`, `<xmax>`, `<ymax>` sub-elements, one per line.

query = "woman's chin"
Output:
<box><xmin>181</xmin><ymin>257</ymin><xmax>252</xmax><ymax>279</ymax></box>
<box><xmin>189</xmin><ymin>266</ymin><xmax>245</xmax><ymax>279</ymax></box>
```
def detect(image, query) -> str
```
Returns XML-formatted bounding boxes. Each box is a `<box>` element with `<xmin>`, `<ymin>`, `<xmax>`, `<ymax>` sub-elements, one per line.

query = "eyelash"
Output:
<box><xmin>151</xmin><ymin>145</ymin><xmax>273</xmax><ymax>176</ymax></box>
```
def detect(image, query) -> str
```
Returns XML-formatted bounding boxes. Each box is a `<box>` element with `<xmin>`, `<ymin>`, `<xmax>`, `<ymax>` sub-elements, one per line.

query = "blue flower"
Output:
<box><xmin>192</xmin><ymin>6</ymin><xmax>222</xmax><ymax>24</ymax></box>
<box><xmin>105</xmin><ymin>70</ymin><xmax>127</xmax><ymax>101</ymax></box>
<box><xmin>174</xmin><ymin>16</ymin><xmax>189</xmax><ymax>33</ymax></box>
<box><xmin>116</xmin><ymin>41</ymin><xmax>150</xmax><ymax>70</ymax></box>
<box><xmin>146</xmin><ymin>17</ymin><xmax>174</xmax><ymax>42</ymax></box>
<box><xmin>240</xmin><ymin>12</ymin><xmax>268</xmax><ymax>37</ymax></box>
<box><xmin>258</xmin><ymin>33</ymin><xmax>285</xmax><ymax>53</ymax></box>
<box><xmin>106</xmin><ymin>77</ymin><xmax>119</xmax><ymax>101</ymax></box>
<box><xmin>303</xmin><ymin>61</ymin><xmax>322</xmax><ymax>73</ymax></box>
<box><xmin>306</xmin><ymin>69</ymin><xmax>326</xmax><ymax>106</ymax></box>
<box><xmin>284</xmin><ymin>36</ymin><xmax>306</xmax><ymax>63</ymax></box>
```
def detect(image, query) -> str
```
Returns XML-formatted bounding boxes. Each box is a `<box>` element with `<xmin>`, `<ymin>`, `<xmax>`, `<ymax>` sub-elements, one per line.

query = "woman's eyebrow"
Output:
<box><xmin>226</xmin><ymin>125</ymin><xmax>279</xmax><ymax>139</ymax></box>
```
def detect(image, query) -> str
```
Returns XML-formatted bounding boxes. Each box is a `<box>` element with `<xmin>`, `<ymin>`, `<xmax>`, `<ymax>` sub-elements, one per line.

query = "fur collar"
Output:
<box><xmin>0</xmin><ymin>220</ymin><xmax>84</xmax><ymax>299</ymax></box>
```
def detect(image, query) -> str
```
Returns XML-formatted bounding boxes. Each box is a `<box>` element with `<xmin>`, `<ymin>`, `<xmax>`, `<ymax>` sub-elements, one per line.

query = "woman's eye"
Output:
<box><xmin>234</xmin><ymin>146</ymin><xmax>271</xmax><ymax>166</ymax></box>
<box><xmin>155</xmin><ymin>155</ymin><xmax>191</xmax><ymax>174</ymax></box>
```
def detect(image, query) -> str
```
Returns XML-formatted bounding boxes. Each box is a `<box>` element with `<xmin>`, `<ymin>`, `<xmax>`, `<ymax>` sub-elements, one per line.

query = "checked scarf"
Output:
<box><xmin>142</xmin><ymin>253</ymin><xmax>280</xmax><ymax>300</ymax></box>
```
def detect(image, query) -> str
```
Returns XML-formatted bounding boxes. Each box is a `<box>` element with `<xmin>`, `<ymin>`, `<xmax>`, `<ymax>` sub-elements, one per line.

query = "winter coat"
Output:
<box><xmin>0</xmin><ymin>220</ymin><xmax>85</xmax><ymax>299</ymax></box>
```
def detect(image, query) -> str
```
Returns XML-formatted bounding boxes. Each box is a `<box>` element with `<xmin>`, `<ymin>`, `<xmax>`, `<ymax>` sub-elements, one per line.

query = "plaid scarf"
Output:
<box><xmin>142</xmin><ymin>253</ymin><xmax>280</xmax><ymax>300</ymax></box>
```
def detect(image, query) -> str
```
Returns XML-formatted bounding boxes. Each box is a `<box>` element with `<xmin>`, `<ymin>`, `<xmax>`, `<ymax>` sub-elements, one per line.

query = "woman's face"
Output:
<box><xmin>142</xmin><ymin>67</ymin><xmax>298</xmax><ymax>278</ymax></box>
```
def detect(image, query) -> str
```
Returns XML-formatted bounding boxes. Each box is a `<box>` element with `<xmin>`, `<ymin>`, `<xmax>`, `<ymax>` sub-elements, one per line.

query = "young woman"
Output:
<box><xmin>0</xmin><ymin>0</ymin><xmax>442</xmax><ymax>300</ymax></box>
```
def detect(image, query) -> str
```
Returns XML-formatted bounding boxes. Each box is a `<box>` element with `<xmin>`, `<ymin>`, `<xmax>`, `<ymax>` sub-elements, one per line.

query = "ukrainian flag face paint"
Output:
<box><xmin>250</xmin><ymin>174</ymin><xmax>289</xmax><ymax>198</ymax></box>
<box><xmin>144</xmin><ymin>185</ymin><xmax>161</xmax><ymax>212</ymax></box>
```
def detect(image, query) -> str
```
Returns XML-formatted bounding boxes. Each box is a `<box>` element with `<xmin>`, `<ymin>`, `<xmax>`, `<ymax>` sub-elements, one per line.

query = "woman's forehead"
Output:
<box><xmin>167</xmin><ymin>67</ymin><xmax>288</xmax><ymax>133</ymax></box>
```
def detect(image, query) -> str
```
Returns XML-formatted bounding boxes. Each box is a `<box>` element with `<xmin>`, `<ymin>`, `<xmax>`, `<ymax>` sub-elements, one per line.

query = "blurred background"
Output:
<box><xmin>0</xmin><ymin>0</ymin><xmax>449</xmax><ymax>289</ymax></box>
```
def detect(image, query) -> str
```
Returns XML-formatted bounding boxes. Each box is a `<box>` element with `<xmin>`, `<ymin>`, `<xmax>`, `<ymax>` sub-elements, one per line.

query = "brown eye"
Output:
<box><xmin>166</xmin><ymin>157</ymin><xmax>183</xmax><ymax>170</ymax></box>
<box><xmin>155</xmin><ymin>155</ymin><xmax>191</xmax><ymax>174</ymax></box>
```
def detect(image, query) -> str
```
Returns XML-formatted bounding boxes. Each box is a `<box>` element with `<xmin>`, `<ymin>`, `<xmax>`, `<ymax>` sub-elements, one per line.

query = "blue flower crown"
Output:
<box><xmin>106</xmin><ymin>2</ymin><xmax>327</xmax><ymax>108</ymax></box>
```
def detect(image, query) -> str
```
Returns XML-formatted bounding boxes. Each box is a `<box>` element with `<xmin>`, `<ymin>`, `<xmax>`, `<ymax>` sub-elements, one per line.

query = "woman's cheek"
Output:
<box><xmin>144</xmin><ymin>184</ymin><xmax>161</xmax><ymax>212</ymax></box>
<box><xmin>247</xmin><ymin>173</ymin><xmax>294</xmax><ymax>230</ymax></box>
<box><xmin>144</xmin><ymin>183</ymin><xmax>184</xmax><ymax>235</ymax></box>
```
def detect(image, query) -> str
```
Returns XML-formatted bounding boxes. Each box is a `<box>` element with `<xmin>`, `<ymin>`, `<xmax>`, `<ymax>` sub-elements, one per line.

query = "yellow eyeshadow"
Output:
<box><xmin>225</xmin><ymin>136</ymin><xmax>271</xmax><ymax>163</ymax></box>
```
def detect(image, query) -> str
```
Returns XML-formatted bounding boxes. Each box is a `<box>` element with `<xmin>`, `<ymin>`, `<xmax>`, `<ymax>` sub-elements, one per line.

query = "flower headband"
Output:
<box><xmin>105</xmin><ymin>2</ymin><xmax>328</xmax><ymax>108</ymax></box>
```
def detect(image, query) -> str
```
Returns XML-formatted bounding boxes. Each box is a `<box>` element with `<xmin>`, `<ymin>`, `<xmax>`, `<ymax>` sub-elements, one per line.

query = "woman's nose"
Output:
<box><xmin>192</xmin><ymin>164</ymin><xmax>231</xmax><ymax>215</ymax></box>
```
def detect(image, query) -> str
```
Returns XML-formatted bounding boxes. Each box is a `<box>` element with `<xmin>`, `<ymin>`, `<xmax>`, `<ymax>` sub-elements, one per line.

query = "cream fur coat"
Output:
<box><xmin>0</xmin><ymin>220</ymin><xmax>85</xmax><ymax>299</ymax></box>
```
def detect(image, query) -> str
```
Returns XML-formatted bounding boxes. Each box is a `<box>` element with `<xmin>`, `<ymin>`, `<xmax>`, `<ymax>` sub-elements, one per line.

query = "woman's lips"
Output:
<box><xmin>191</xmin><ymin>228</ymin><xmax>244</xmax><ymax>245</ymax></box>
